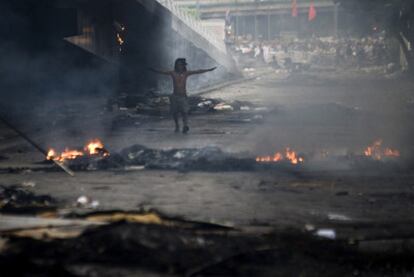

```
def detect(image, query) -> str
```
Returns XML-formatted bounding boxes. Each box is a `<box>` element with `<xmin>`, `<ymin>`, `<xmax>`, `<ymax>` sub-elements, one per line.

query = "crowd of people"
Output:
<box><xmin>230</xmin><ymin>33</ymin><xmax>398</xmax><ymax>70</ymax></box>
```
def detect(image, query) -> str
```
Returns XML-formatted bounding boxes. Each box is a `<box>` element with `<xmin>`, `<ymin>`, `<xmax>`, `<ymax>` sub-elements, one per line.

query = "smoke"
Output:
<box><xmin>155</xmin><ymin>8</ymin><xmax>232</xmax><ymax>95</ymax></box>
<box><xmin>0</xmin><ymin>1</ymin><xmax>118</xmax><ymax>150</ymax></box>
<box><xmin>238</xmin><ymin>74</ymin><xmax>414</xmax><ymax>171</ymax></box>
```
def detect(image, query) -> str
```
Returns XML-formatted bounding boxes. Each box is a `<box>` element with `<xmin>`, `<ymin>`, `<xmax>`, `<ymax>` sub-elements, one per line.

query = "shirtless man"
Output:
<box><xmin>150</xmin><ymin>58</ymin><xmax>216</xmax><ymax>133</ymax></box>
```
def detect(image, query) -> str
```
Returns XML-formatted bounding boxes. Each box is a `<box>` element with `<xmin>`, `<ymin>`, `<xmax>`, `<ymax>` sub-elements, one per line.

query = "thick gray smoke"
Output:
<box><xmin>0</xmin><ymin>1</ymin><xmax>117</xmax><ymax>149</ymax></box>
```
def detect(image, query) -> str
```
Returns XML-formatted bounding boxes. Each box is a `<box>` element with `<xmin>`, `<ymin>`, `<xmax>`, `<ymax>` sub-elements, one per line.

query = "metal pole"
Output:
<box><xmin>254</xmin><ymin>15</ymin><xmax>258</xmax><ymax>40</ymax></box>
<box><xmin>0</xmin><ymin>115</ymin><xmax>75</xmax><ymax>176</ymax></box>
<box><xmin>235</xmin><ymin>0</ymin><xmax>238</xmax><ymax>41</ymax></box>
<box><xmin>196</xmin><ymin>0</ymin><xmax>200</xmax><ymax>19</ymax></box>
<box><xmin>334</xmin><ymin>3</ymin><xmax>339</xmax><ymax>37</ymax></box>
<box><xmin>267</xmin><ymin>13</ymin><xmax>271</xmax><ymax>40</ymax></box>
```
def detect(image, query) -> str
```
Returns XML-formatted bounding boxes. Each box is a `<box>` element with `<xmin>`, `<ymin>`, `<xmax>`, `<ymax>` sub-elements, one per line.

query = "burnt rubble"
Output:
<box><xmin>50</xmin><ymin>143</ymin><xmax>412</xmax><ymax>175</ymax></box>
<box><xmin>0</xmin><ymin>185</ymin><xmax>57</xmax><ymax>213</ymax></box>
<box><xmin>1</xmin><ymin>220</ymin><xmax>414</xmax><ymax>276</ymax></box>
<box><xmin>65</xmin><ymin>145</ymin><xmax>256</xmax><ymax>172</ymax></box>
<box><xmin>111</xmin><ymin>93</ymin><xmax>257</xmax><ymax>115</ymax></box>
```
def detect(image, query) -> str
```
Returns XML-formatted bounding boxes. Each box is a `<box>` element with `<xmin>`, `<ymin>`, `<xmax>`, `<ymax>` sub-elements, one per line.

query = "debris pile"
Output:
<box><xmin>76</xmin><ymin>195</ymin><xmax>100</xmax><ymax>209</ymax></box>
<box><xmin>0</xmin><ymin>185</ymin><xmax>56</xmax><ymax>213</ymax></box>
<box><xmin>112</xmin><ymin>93</ymin><xmax>257</xmax><ymax>115</ymax></box>
<box><xmin>256</xmin><ymin>148</ymin><xmax>305</xmax><ymax>165</ymax></box>
<box><xmin>1</xmin><ymin>220</ymin><xmax>414</xmax><ymax>276</ymax></box>
<box><xmin>119</xmin><ymin>145</ymin><xmax>254</xmax><ymax>171</ymax></box>
<box><xmin>43</xmin><ymin>139</ymin><xmax>405</xmax><ymax>173</ymax></box>
<box><xmin>47</xmin><ymin>139</ymin><xmax>109</xmax><ymax>163</ymax></box>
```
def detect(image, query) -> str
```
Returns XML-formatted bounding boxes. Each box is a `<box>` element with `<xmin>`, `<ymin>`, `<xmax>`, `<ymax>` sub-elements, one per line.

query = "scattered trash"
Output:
<box><xmin>243</xmin><ymin>67</ymin><xmax>255</xmax><ymax>72</ymax></box>
<box><xmin>0</xmin><ymin>185</ymin><xmax>56</xmax><ymax>213</ymax></box>
<box><xmin>213</xmin><ymin>103</ymin><xmax>234</xmax><ymax>111</ymax></box>
<box><xmin>123</xmin><ymin>165</ymin><xmax>146</xmax><ymax>171</ymax></box>
<box><xmin>119</xmin><ymin>145</ymin><xmax>254</xmax><ymax>171</ymax></box>
<box><xmin>21</xmin><ymin>181</ymin><xmax>36</xmax><ymax>188</ymax></box>
<box><xmin>252</xmin><ymin>114</ymin><xmax>264</xmax><ymax>121</ymax></box>
<box><xmin>76</xmin><ymin>196</ymin><xmax>99</xmax><ymax>209</ymax></box>
<box><xmin>327</xmin><ymin>213</ymin><xmax>351</xmax><ymax>221</ymax></box>
<box><xmin>113</xmin><ymin>93</ymin><xmax>258</xmax><ymax>115</ymax></box>
<box><xmin>85</xmin><ymin>211</ymin><xmax>163</xmax><ymax>225</ymax></box>
<box><xmin>3</xmin><ymin>220</ymin><xmax>411</xmax><ymax>276</ymax></box>
<box><xmin>254</xmin><ymin>107</ymin><xmax>268</xmax><ymax>111</ymax></box>
<box><xmin>305</xmin><ymin>224</ymin><xmax>315</xmax><ymax>232</ymax></box>
<box><xmin>315</xmin><ymin>229</ymin><xmax>336</xmax><ymax>240</ymax></box>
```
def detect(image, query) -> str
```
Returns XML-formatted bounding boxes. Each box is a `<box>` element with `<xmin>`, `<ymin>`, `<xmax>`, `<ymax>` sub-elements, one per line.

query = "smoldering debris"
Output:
<box><xmin>66</xmin><ymin>145</ymin><xmax>256</xmax><ymax>172</ymax></box>
<box><xmin>1</xmin><ymin>220</ymin><xmax>414</xmax><ymax>276</ymax></box>
<box><xmin>0</xmin><ymin>185</ymin><xmax>57</xmax><ymax>213</ymax></box>
<box><xmin>42</xmin><ymin>141</ymin><xmax>411</xmax><ymax>174</ymax></box>
<box><xmin>110</xmin><ymin>93</ymin><xmax>257</xmax><ymax>115</ymax></box>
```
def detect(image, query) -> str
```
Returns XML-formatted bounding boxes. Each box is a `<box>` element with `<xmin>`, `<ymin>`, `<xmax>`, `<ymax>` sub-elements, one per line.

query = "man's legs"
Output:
<box><xmin>173</xmin><ymin>113</ymin><xmax>180</xmax><ymax>132</ymax></box>
<box><xmin>181</xmin><ymin>111</ymin><xmax>189</xmax><ymax>134</ymax></box>
<box><xmin>170</xmin><ymin>96</ymin><xmax>180</xmax><ymax>132</ymax></box>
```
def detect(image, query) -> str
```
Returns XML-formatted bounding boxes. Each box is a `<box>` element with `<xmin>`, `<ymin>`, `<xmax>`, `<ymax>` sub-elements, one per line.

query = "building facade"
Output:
<box><xmin>175</xmin><ymin>0</ymin><xmax>341</xmax><ymax>39</ymax></box>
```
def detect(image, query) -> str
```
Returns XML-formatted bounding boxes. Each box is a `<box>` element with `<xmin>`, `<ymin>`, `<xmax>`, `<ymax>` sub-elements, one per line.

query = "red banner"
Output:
<box><xmin>292</xmin><ymin>0</ymin><xmax>298</xmax><ymax>17</ymax></box>
<box><xmin>308</xmin><ymin>0</ymin><xmax>317</xmax><ymax>21</ymax></box>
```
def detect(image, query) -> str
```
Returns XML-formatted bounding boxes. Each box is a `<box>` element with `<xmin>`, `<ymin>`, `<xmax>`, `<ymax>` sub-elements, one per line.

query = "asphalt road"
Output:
<box><xmin>1</xmin><ymin>69</ymin><xmax>414</xmax><ymax>236</ymax></box>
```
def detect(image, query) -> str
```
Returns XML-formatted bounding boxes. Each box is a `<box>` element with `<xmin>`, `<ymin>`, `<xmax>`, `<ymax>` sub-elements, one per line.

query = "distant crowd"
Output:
<box><xmin>230</xmin><ymin>33</ymin><xmax>398</xmax><ymax>69</ymax></box>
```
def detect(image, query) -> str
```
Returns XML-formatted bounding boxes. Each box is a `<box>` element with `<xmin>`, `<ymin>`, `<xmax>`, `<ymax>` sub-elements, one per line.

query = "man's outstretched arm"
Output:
<box><xmin>148</xmin><ymin>68</ymin><xmax>172</xmax><ymax>75</ymax></box>
<box><xmin>187</xmin><ymin>67</ymin><xmax>217</xmax><ymax>75</ymax></box>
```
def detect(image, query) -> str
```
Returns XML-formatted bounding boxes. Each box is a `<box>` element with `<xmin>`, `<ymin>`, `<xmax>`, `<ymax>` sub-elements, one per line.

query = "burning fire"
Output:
<box><xmin>363</xmin><ymin>139</ymin><xmax>400</xmax><ymax>160</ymax></box>
<box><xmin>85</xmin><ymin>139</ymin><xmax>105</xmax><ymax>155</ymax></box>
<box><xmin>116</xmin><ymin>33</ymin><xmax>124</xmax><ymax>46</ymax></box>
<box><xmin>116</xmin><ymin>25</ymin><xmax>126</xmax><ymax>52</ymax></box>
<box><xmin>256</xmin><ymin>148</ymin><xmax>304</xmax><ymax>165</ymax></box>
<box><xmin>47</xmin><ymin>139</ymin><xmax>109</xmax><ymax>162</ymax></box>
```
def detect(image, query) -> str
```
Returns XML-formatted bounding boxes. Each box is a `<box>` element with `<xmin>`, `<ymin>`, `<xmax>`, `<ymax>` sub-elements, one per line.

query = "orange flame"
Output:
<box><xmin>47</xmin><ymin>139</ymin><xmax>108</xmax><ymax>162</ymax></box>
<box><xmin>363</xmin><ymin>139</ymin><xmax>400</xmax><ymax>160</ymax></box>
<box><xmin>46</xmin><ymin>149</ymin><xmax>57</xmax><ymax>161</ymax></box>
<box><xmin>47</xmin><ymin>148</ymin><xmax>84</xmax><ymax>162</ymax></box>
<box><xmin>256</xmin><ymin>148</ymin><xmax>304</xmax><ymax>165</ymax></box>
<box><xmin>116</xmin><ymin>33</ymin><xmax>124</xmax><ymax>45</ymax></box>
<box><xmin>85</xmin><ymin>139</ymin><xmax>105</xmax><ymax>155</ymax></box>
<box><xmin>60</xmin><ymin>149</ymin><xmax>84</xmax><ymax>161</ymax></box>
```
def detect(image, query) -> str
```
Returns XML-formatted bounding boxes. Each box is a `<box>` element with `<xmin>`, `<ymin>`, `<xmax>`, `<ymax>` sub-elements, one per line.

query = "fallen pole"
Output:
<box><xmin>0</xmin><ymin>114</ymin><xmax>75</xmax><ymax>176</ymax></box>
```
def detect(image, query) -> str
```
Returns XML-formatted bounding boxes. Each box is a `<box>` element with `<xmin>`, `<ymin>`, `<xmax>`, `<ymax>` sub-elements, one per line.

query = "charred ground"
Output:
<box><xmin>1</xmin><ymin>70</ymin><xmax>414</xmax><ymax>276</ymax></box>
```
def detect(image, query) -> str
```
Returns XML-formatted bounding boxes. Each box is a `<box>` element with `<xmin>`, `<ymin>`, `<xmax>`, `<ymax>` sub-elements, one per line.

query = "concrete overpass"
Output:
<box><xmin>62</xmin><ymin>0</ymin><xmax>238</xmax><ymax>95</ymax></box>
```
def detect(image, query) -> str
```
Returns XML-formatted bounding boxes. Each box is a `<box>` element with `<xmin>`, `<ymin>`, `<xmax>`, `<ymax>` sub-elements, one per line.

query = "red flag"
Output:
<box><xmin>291</xmin><ymin>0</ymin><xmax>298</xmax><ymax>17</ymax></box>
<box><xmin>308</xmin><ymin>0</ymin><xmax>317</xmax><ymax>21</ymax></box>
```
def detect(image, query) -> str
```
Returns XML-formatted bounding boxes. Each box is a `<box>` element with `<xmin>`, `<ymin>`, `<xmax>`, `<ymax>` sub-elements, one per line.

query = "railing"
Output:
<box><xmin>157</xmin><ymin>0</ymin><xmax>227</xmax><ymax>53</ymax></box>
<box><xmin>174</xmin><ymin>0</ymin><xmax>334</xmax><ymax>5</ymax></box>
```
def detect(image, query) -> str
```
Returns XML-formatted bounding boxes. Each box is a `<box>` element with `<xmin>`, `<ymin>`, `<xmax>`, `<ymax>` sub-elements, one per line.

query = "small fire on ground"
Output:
<box><xmin>255</xmin><ymin>139</ymin><xmax>400</xmax><ymax>165</ymax></box>
<box><xmin>363</xmin><ymin>139</ymin><xmax>400</xmax><ymax>160</ymax></box>
<box><xmin>47</xmin><ymin>139</ymin><xmax>109</xmax><ymax>162</ymax></box>
<box><xmin>256</xmin><ymin>148</ymin><xmax>304</xmax><ymax>165</ymax></box>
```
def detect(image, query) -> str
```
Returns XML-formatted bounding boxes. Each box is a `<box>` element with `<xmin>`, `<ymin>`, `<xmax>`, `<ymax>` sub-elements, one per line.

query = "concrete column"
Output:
<box><xmin>267</xmin><ymin>14</ymin><xmax>271</xmax><ymax>40</ymax></box>
<box><xmin>254</xmin><ymin>15</ymin><xmax>258</xmax><ymax>40</ymax></box>
<box><xmin>235</xmin><ymin>15</ymin><xmax>239</xmax><ymax>39</ymax></box>
<box><xmin>334</xmin><ymin>4</ymin><xmax>339</xmax><ymax>37</ymax></box>
<box><xmin>235</xmin><ymin>0</ymin><xmax>239</xmax><ymax>39</ymax></box>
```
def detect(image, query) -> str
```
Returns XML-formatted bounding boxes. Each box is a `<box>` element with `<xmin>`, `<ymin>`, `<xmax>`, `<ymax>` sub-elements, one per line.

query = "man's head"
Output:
<box><xmin>174</xmin><ymin>58</ymin><xmax>187</xmax><ymax>73</ymax></box>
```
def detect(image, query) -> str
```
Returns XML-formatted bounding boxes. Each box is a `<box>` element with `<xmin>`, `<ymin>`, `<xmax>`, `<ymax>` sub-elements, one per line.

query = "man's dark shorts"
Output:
<box><xmin>170</xmin><ymin>94</ymin><xmax>189</xmax><ymax>115</ymax></box>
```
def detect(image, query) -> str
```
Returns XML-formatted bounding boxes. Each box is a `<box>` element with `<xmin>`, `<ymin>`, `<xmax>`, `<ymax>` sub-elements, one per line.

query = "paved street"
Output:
<box><xmin>1</xmin><ymin>70</ymin><xmax>414</xmax><ymax>234</ymax></box>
